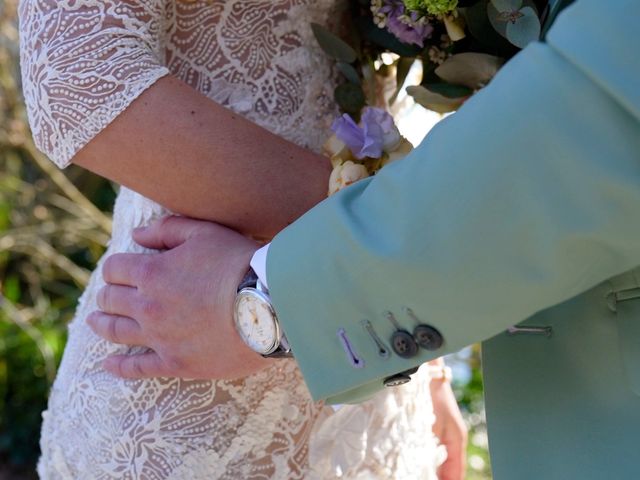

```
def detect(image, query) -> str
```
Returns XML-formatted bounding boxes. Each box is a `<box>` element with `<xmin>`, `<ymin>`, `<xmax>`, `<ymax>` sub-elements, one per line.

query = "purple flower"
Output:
<box><xmin>371</xmin><ymin>0</ymin><xmax>434</xmax><ymax>47</ymax></box>
<box><xmin>331</xmin><ymin>107</ymin><xmax>401</xmax><ymax>159</ymax></box>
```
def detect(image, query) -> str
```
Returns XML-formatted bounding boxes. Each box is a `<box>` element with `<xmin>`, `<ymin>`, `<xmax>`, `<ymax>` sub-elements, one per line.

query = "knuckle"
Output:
<box><xmin>157</xmin><ymin>216</ymin><xmax>177</xmax><ymax>242</ymax></box>
<box><xmin>158</xmin><ymin>215</ymin><xmax>175</xmax><ymax>230</ymax></box>
<box><xmin>152</xmin><ymin>328</ymin><xmax>168</xmax><ymax>344</ymax></box>
<box><xmin>162</xmin><ymin>352</ymin><xmax>184</xmax><ymax>376</ymax></box>
<box><xmin>139</xmin><ymin>298</ymin><xmax>161</xmax><ymax>320</ymax></box>
<box><xmin>135</xmin><ymin>257</ymin><xmax>158</xmax><ymax>285</ymax></box>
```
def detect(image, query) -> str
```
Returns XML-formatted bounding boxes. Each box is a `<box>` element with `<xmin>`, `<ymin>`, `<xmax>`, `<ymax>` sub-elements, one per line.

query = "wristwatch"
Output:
<box><xmin>233</xmin><ymin>268</ymin><xmax>292</xmax><ymax>358</ymax></box>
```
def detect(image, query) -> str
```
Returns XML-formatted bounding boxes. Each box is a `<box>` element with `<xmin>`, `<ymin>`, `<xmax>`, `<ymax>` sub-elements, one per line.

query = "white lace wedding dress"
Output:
<box><xmin>19</xmin><ymin>1</ymin><xmax>445</xmax><ymax>478</ymax></box>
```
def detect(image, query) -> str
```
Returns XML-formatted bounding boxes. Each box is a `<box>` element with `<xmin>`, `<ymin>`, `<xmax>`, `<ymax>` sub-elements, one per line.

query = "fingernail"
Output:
<box><xmin>133</xmin><ymin>226</ymin><xmax>148</xmax><ymax>234</ymax></box>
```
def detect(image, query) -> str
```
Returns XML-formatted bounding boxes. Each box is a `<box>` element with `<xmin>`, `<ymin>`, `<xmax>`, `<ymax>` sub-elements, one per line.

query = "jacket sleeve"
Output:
<box><xmin>266</xmin><ymin>0</ymin><xmax>640</xmax><ymax>404</ymax></box>
<box><xmin>18</xmin><ymin>0</ymin><xmax>170</xmax><ymax>168</ymax></box>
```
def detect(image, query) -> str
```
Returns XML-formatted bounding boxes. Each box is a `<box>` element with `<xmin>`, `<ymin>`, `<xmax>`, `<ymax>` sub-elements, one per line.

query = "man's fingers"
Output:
<box><xmin>87</xmin><ymin>311</ymin><xmax>144</xmax><ymax>346</ymax></box>
<box><xmin>133</xmin><ymin>215</ymin><xmax>210</xmax><ymax>250</ymax></box>
<box><xmin>103</xmin><ymin>352</ymin><xmax>169</xmax><ymax>379</ymax></box>
<box><xmin>102</xmin><ymin>253</ymin><xmax>158</xmax><ymax>287</ymax></box>
<box><xmin>97</xmin><ymin>284</ymin><xmax>147</xmax><ymax>318</ymax></box>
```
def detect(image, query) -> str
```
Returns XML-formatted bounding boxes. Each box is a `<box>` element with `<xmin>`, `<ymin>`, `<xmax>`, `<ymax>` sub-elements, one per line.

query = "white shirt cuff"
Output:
<box><xmin>250</xmin><ymin>243</ymin><xmax>271</xmax><ymax>290</ymax></box>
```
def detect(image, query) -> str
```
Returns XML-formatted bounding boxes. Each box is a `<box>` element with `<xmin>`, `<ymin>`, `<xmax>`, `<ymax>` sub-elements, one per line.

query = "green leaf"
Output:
<box><xmin>3</xmin><ymin>275</ymin><xmax>21</xmax><ymax>303</ymax></box>
<box><xmin>337</xmin><ymin>62</ymin><xmax>361</xmax><ymax>85</ymax></box>
<box><xmin>424</xmin><ymin>82</ymin><xmax>473</xmax><ymax>98</ymax></box>
<box><xmin>506</xmin><ymin>6</ymin><xmax>541</xmax><ymax>47</ymax></box>
<box><xmin>311</xmin><ymin>23</ymin><xmax>357</xmax><ymax>63</ymax></box>
<box><xmin>389</xmin><ymin>57</ymin><xmax>415</xmax><ymax>104</ymax></box>
<box><xmin>490</xmin><ymin>0</ymin><xmax>522</xmax><ymax>11</ymax></box>
<box><xmin>0</xmin><ymin>200</ymin><xmax>11</xmax><ymax>231</ymax></box>
<box><xmin>334</xmin><ymin>83</ymin><xmax>366</xmax><ymax>115</ymax></box>
<box><xmin>435</xmin><ymin>52</ymin><xmax>504</xmax><ymax>89</ymax></box>
<box><xmin>406</xmin><ymin>85</ymin><xmax>465</xmax><ymax>114</ymax></box>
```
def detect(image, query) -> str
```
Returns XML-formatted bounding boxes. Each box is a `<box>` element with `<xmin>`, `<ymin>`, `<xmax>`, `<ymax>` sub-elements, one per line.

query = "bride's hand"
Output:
<box><xmin>88</xmin><ymin>216</ymin><xmax>272</xmax><ymax>380</ymax></box>
<box><xmin>430</xmin><ymin>366</ymin><xmax>468</xmax><ymax>480</ymax></box>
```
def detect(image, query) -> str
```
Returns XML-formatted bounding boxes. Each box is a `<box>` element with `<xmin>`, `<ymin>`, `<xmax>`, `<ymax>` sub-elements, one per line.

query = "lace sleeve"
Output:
<box><xmin>18</xmin><ymin>0</ymin><xmax>171</xmax><ymax>168</ymax></box>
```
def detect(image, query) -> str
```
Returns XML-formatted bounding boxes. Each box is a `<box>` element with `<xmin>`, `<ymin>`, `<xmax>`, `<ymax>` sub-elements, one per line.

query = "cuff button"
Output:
<box><xmin>413</xmin><ymin>325</ymin><xmax>444</xmax><ymax>350</ymax></box>
<box><xmin>390</xmin><ymin>330</ymin><xmax>419</xmax><ymax>358</ymax></box>
<box><xmin>384</xmin><ymin>373</ymin><xmax>412</xmax><ymax>387</ymax></box>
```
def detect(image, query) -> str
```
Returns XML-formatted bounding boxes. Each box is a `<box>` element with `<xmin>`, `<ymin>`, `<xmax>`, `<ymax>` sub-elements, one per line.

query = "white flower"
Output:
<box><xmin>328</xmin><ymin>161</ymin><xmax>369</xmax><ymax>195</ymax></box>
<box><xmin>323</xmin><ymin>133</ymin><xmax>354</xmax><ymax>167</ymax></box>
<box><xmin>444</xmin><ymin>13</ymin><xmax>466</xmax><ymax>41</ymax></box>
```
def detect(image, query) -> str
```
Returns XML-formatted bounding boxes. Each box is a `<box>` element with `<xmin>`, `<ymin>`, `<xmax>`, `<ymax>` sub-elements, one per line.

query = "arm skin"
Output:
<box><xmin>73</xmin><ymin>75</ymin><xmax>331</xmax><ymax>240</ymax></box>
<box><xmin>429</xmin><ymin>358</ymin><xmax>467</xmax><ymax>480</ymax></box>
<box><xmin>19</xmin><ymin>1</ymin><xmax>330</xmax><ymax>239</ymax></box>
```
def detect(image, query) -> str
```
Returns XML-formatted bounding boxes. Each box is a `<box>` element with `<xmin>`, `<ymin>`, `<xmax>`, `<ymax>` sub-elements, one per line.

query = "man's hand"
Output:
<box><xmin>88</xmin><ymin>216</ymin><xmax>272</xmax><ymax>380</ymax></box>
<box><xmin>431</xmin><ymin>376</ymin><xmax>468</xmax><ymax>480</ymax></box>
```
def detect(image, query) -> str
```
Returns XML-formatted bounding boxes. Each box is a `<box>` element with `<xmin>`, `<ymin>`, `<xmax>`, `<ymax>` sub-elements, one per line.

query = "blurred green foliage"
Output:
<box><xmin>0</xmin><ymin>1</ymin><xmax>114</xmax><ymax>476</ymax></box>
<box><xmin>0</xmin><ymin>1</ymin><xmax>491</xmax><ymax>478</ymax></box>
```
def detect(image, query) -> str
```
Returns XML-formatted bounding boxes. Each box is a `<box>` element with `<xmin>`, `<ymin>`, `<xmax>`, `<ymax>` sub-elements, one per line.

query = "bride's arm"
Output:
<box><xmin>19</xmin><ymin>0</ymin><xmax>330</xmax><ymax>239</ymax></box>
<box><xmin>72</xmin><ymin>76</ymin><xmax>330</xmax><ymax>239</ymax></box>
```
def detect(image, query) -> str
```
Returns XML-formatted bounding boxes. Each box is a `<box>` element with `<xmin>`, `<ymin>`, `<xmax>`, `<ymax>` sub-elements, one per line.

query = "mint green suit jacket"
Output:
<box><xmin>268</xmin><ymin>0</ymin><xmax>640</xmax><ymax>477</ymax></box>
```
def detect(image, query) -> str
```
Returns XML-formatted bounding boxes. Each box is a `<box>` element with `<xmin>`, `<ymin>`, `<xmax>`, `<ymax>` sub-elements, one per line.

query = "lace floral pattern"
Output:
<box><xmin>19</xmin><ymin>0</ymin><xmax>442</xmax><ymax>478</ymax></box>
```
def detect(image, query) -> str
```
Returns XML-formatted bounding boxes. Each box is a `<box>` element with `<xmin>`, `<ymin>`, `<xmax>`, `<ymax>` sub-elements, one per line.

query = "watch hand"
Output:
<box><xmin>247</xmin><ymin>305</ymin><xmax>258</xmax><ymax>340</ymax></box>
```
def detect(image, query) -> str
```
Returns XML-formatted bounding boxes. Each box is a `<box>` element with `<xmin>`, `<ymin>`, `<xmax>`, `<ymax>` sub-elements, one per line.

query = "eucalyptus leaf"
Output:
<box><xmin>335</xmin><ymin>83</ymin><xmax>366</xmax><ymax>115</ymax></box>
<box><xmin>337</xmin><ymin>62</ymin><xmax>361</xmax><ymax>85</ymax></box>
<box><xmin>425</xmin><ymin>83</ymin><xmax>473</xmax><ymax>99</ymax></box>
<box><xmin>487</xmin><ymin>1</ymin><xmax>508</xmax><ymax>36</ymax></box>
<box><xmin>506</xmin><ymin>6</ymin><xmax>541</xmax><ymax>47</ymax></box>
<box><xmin>435</xmin><ymin>52</ymin><xmax>504</xmax><ymax>89</ymax></box>
<box><xmin>407</xmin><ymin>85</ymin><xmax>465</xmax><ymax>114</ymax></box>
<box><xmin>311</xmin><ymin>23</ymin><xmax>357</xmax><ymax>63</ymax></box>
<box><xmin>490</xmin><ymin>0</ymin><xmax>522</xmax><ymax>11</ymax></box>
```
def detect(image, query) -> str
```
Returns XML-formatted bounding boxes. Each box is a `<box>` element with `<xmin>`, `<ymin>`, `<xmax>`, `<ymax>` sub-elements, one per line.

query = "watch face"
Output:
<box><xmin>234</xmin><ymin>289</ymin><xmax>279</xmax><ymax>355</ymax></box>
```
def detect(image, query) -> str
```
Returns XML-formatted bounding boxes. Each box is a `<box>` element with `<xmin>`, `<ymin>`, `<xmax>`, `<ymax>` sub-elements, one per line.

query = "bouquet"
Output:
<box><xmin>316</xmin><ymin>0</ymin><xmax>549</xmax><ymax>194</ymax></box>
